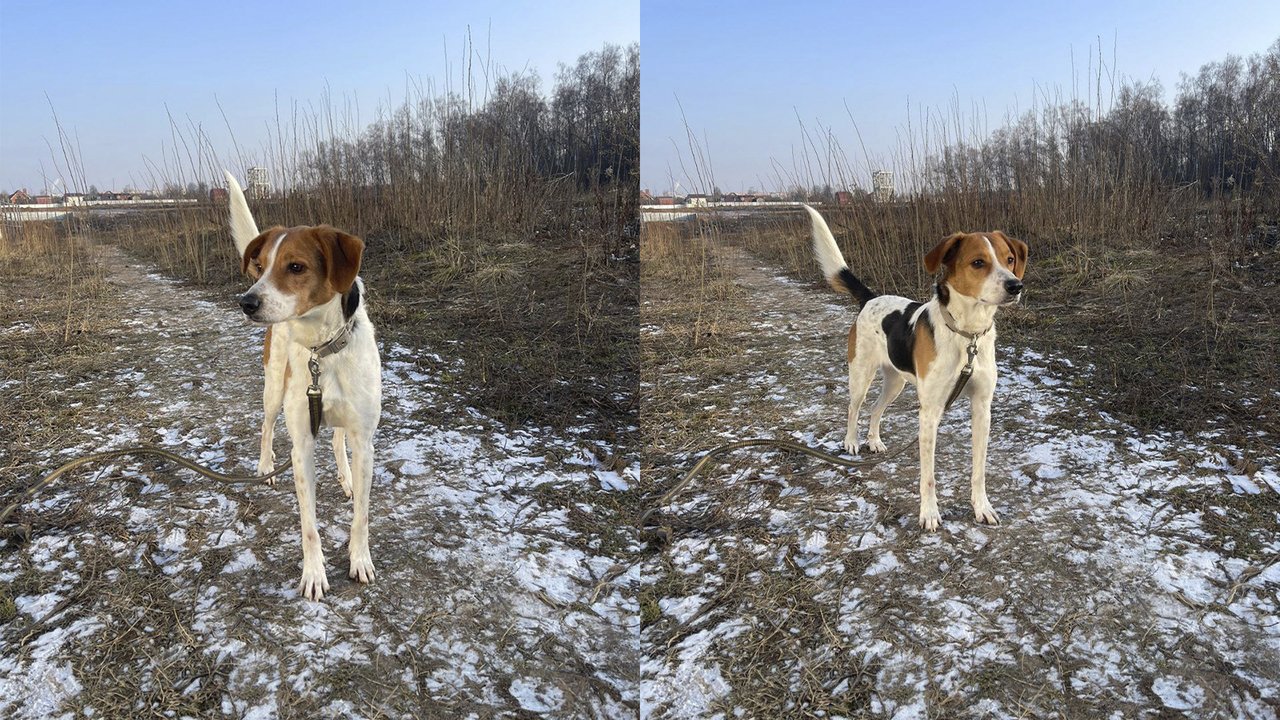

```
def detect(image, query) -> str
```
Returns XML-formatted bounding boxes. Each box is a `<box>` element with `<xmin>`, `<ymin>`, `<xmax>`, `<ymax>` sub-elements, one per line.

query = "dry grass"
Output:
<box><xmin>683</xmin><ymin>208</ymin><xmax>1280</xmax><ymax>449</ymax></box>
<box><xmin>0</xmin><ymin>223</ymin><xmax>117</xmax><ymax>493</ymax></box>
<box><xmin>640</xmin><ymin>219</ymin><xmax>752</xmax><ymax>479</ymax></box>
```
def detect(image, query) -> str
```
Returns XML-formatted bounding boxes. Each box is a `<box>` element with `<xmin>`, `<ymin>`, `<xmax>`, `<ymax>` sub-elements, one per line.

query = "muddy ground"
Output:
<box><xmin>0</xmin><ymin>241</ymin><xmax>638</xmax><ymax>718</ymax></box>
<box><xmin>640</xmin><ymin>239</ymin><xmax>1280</xmax><ymax>718</ymax></box>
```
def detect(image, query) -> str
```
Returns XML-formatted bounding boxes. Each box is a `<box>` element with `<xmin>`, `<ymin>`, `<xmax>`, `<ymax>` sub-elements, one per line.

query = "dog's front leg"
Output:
<box><xmin>969</xmin><ymin>387</ymin><xmax>999</xmax><ymax>525</ymax></box>
<box><xmin>347</xmin><ymin>429</ymin><xmax>376</xmax><ymax>584</ymax></box>
<box><xmin>285</xmin><ymin>401</ymin><xmax>329</xmax><ymax>600</ymax></box>
<box><xmin>258</xmin><ymin>327</ymin><xmax>289</xmax><ymax>477</ymax></box>
<box><xmin>917</xmin><ymin>402</ymin><xmax>944</xmax><ymax>531</ymax></box>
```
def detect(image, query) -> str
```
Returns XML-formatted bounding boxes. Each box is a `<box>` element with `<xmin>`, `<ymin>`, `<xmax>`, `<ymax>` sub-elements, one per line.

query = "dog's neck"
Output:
<box><xmin>289</xmin><ymin>293</ymin><xmax>353</xmax><ymax>351</ymax></box>
<box><xmin>936</xmin><ymin>283</ymin><xmax>998</xmax><ymax>336</ymax></box>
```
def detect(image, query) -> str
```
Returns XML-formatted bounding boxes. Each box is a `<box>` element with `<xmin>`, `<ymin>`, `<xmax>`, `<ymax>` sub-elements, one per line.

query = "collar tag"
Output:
<box><xmin>306</xmin><ymin>354</ymin><xmax>323</xmax><ymax>435</ymax></box>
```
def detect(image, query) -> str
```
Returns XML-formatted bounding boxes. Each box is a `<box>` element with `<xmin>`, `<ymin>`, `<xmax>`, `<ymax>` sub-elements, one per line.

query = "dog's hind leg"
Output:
<box><xmin>844</xmin><ymin>360</ymin><xmax>877</xmax><ymax>454</ymax></box>
<box><xmin>865</xmin><ymin>370</ymin><xmax>905</xmax><ymax>453</ymax></box>
<box><xmin>333</xmin><ymin>428</ymin><xmax>353</xmax><ymax>499</ymax></box>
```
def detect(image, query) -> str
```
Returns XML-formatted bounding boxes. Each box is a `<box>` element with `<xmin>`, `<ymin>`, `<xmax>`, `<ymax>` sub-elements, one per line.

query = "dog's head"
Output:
<box><xmin>237</xmin><ymin>225</ymin><xmax>363</xmax><ymax>324</ymax></box>
<box><xmin>924</xmin><ymin>231</ymin><xmax>1027</xmax><ymax>306</ymax></box>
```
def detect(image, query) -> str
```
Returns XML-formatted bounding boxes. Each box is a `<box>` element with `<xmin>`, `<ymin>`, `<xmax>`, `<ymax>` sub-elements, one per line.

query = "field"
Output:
<box><xmin>638</xmin><ymin>213</ymin><xmax>1280</xmax><ymax>718</ymax></box>
<box><xmin>0</xmin><ymin>206</ymin><xmax>638</xmax><ymax>717</ymax></box>
<box><xmin>0</xmin><ymin>42</ymin><xmax>641</xmax><ymax>718</ymax></box>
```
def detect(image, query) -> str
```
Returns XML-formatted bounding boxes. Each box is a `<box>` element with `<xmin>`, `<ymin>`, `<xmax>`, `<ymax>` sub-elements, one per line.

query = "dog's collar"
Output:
<box><xmin>938</xmin><ymin>305</ymin><xmax>992</xmax><ymax>342</ymax></box>
<box><xmin>310</xmin><ymin>317</ymin><xmax>356</xmax><ymax>360</ymax></box>
<box><xmin>311</xmin><ymin>282</ymin><xmax>361</xmax><ymax>359</ymax></box>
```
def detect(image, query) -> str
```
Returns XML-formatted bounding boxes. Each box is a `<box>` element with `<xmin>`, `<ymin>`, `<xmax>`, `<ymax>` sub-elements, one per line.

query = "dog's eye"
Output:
<box><xmin>972</xmin><ymin>259</ymin><xmax>985</xmax><ymax>268</ymax></box>
<box><xmin>1007</xmin><ymin>256</ymin><xmax>1015</xmax><ymax>265</ymax></box>
<box><xmin>253</xmin><ymin>261</ymin><xmax>263</xmax><ymax>272</ymax></box>
<box><xmin>287</xmin><ymin>263</ymin><xmax>305</xmax><ymax>274</ymax></box>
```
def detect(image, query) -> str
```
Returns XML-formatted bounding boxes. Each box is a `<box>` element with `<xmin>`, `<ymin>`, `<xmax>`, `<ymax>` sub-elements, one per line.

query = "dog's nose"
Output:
<box><xmin>238</xmin><ymin>293</ymin><xmax>261</xmax><ymax>316</ymax></box>
<box><xmin>1004</xmin><ymin>279</ymin><xmax>1024</xmax><ymax>296</ymax></box>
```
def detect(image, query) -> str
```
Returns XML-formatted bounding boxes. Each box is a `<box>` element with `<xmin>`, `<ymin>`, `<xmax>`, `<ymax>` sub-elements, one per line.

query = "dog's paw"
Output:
<box><xmin>973</xmin><ymin>501</ymin><xmax>1000</xmax><ymax>526</ymax></box>
<box><xmin>842</xmin><ymin>435</ymin><xmax>861</xmax><ymax>454</ymax></box>
<box><xmin>866</xmin><ymin>437</ymin><xmax>888</xmax><ymax>453</ymax></box>
<box><xmin>918</xmin><ymin>505</ymin><xmax>942</xmax><ymax>531</ymax></box>
<box><xmin>349</xmin><ymin>551</ymin><xmax>376</xmax><ymax>584</ymax></box>
<box><xmin>299</xmin><ymin>565</ymin><xmax>330</xmax><ymax>601</ymax></box>
<box><xmin>336</xmin><ymin>471</ymin><xmax>353</xmax><ymax>499</ymax></box>
<box><xmin>257</xmin><ymin>454</ymin><xmax>277</xmax><ymax>484</ymax></box>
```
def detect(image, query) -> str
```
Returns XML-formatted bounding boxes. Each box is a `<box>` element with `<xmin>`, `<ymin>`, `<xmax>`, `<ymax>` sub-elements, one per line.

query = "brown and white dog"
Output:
<box><xmin>805</xmin><ymin>205</ymin><xmax>1027</xmax><ymax>531</ymax></box>
<box><xmin>225</xmin><ymin>170</ymin><xmax>381</xmax><ymax>600</ymax></box>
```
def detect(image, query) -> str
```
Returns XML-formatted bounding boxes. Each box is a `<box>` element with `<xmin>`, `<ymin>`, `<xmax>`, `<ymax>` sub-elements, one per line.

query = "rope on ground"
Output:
<box><xmin>0</xmin><ymin>446</ymin><xmax>292</xmax><ymax>529</ymax></box>
<box><xmin>638</xmin><ymin>437</ymin><xmax>911</xmax><ymax>529</ymax></box>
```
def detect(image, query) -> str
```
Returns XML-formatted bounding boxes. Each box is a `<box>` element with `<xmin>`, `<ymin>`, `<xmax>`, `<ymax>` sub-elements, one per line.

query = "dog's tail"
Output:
<box><xmin>804</xmin><ymin>204</ymin><xmax>877</xmax><ymax>307</ymax></box>
<box><xmin>223</xmin><ymin>170</ymin><xmax>259</xmax><ymax>256</ymax></box>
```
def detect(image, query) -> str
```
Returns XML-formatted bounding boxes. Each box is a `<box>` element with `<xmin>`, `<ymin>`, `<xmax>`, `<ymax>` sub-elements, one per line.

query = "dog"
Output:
<box><xmin>224</xmin><ymin>170</ymin><xmax>381</xmax><ymax>599</ymax></box>
<box><xmin>805</xmin><ymin>205</ymin><xmax>1026</xmax><ymax>531</ymax></box>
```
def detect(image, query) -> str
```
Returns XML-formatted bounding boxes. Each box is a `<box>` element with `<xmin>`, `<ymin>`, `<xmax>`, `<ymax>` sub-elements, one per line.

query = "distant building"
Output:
<box><xmin>99</xmin><ymin>191</ymin><xmax>143</xmax><ymax>201</ymax></box>
<box><xmin>33</xmin><ymin>195</ymin><xmax>53</xmax><ymax>204</ymax></box>
<box><xmin>835</xmin><ymin>190</ymin><xmax>855</xmax><ymax>205</ymax></box>
<box><xmin>247</xmin><ymin>166</ymin><xmax>270</xmax><ymax>199</ymax></box>
<box><xmin>8</xmin><ymin>190</ymin><xmax>30</xmax><ymax>204</ymax></box>
<box><xmin>640</xmin><ymin>189</ymin><xmax>654</xmax><ymax>203</ymax></box>
<box><xmin>872</xmin><ymin>170</ymin><xmax>894</xmax><ymax>203</ymax></box>
<box><xmin>655</xmin><ymin>196</ymin><xmax>675</xmax><ymax>206</ymax></box>
<box><xmin>686</xmin><ymin>193</ymin><xmax>708</xmax><ymax>207</ymax></box>
<box><xmin>210</xmin><ymin>187</ymin><xmax>229</xmax><ymax>203</ymax></box>
<box><xmin>63</xmin><ymin>193</ymin><xmax>85</xmax><ymax>206</ymax></box>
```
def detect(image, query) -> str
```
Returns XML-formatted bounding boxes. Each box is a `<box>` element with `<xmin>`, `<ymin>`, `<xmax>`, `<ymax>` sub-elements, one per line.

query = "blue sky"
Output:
<box><xmin>641</xmin><ymin>0</ymin><xmax>1280</xmax><ymax>194</ymax></box>
<box><xmin>0</xmin><ymin>0</ymin><xmax>638</xmax><ymax>193</ymax></box>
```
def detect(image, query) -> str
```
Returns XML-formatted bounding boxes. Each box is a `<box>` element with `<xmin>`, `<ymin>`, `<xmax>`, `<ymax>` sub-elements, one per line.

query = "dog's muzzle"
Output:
<box><xmin>238</xmin><ymin>293</ymin><xmax>262</xmax><ymax>317</ymax></box>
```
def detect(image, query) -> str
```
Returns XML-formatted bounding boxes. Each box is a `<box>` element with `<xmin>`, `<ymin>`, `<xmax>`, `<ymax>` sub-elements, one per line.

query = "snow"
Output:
<box><xmin>509</xmin><ymin>677</ymin><xmax>566</xmax><ymax>713</ymax></box>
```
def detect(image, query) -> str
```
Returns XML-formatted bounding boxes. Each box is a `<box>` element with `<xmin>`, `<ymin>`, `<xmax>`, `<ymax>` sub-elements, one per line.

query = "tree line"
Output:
<box><xmin>286</xmin><ymin>42</ymin><xmax>639</xmax><ymax>236</ymax></box>
<box><xmin>923</xmin><ymin>39</ymin><xmax>1279</xmax><ymax>219</ymax></box>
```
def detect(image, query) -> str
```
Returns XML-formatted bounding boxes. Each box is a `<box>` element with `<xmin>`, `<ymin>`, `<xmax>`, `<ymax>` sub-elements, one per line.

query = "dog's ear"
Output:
<box><xmin>242</xmin><ymin>226</ymin><xmax>285</xmax><ymax>278</ymax></box>
<box><xmin>316</xmin><ymin>225</ymin><xmax>364</xmax><ymax>294</ymax></box>
<box><xmin>924</xmin><ymin>232</ymin><xmax>966</xmax><ymax>275</ymax></box>
<box><xmin>992</xmin><ymin>231</ymin><xmax>1029</xmax><ymax>279</ymax></box>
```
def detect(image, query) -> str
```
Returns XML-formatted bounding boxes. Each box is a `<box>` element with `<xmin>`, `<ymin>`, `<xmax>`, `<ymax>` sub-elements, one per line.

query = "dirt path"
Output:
<box><xmin>0</xmin><ymin>243</ymin><xmax>638</xmax><ymax>718</ymax></box>
<box><xmin>641</xmin><ymin>242</ymin><xmax>1280</xmax><ymax>718</ymax></box>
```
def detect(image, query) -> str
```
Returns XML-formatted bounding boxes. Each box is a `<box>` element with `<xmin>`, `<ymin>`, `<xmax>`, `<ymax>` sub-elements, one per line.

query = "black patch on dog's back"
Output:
<box><xmin>883</xmin><ymin>302</ymin><xmax>923</xmax><ymax>375</ymax></box>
